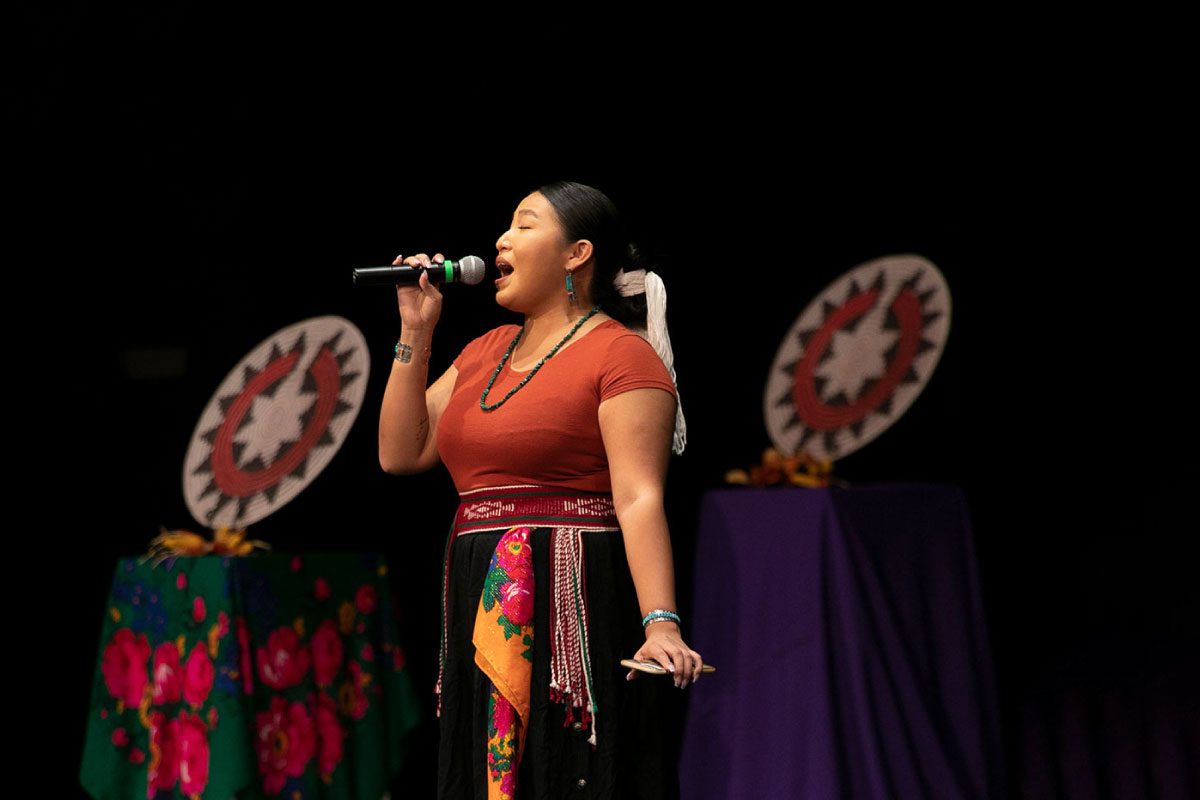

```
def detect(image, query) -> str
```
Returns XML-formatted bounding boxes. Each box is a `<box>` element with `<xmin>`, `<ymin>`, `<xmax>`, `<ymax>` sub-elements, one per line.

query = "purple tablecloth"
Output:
<box><xmin>679</xmin><ymin>485</ymin><xmax>1004</xmax><ymax>800</ymax></box>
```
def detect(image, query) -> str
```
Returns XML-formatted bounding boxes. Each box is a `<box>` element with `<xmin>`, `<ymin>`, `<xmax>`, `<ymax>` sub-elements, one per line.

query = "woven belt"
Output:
<box><xmin>452</xmin><ymin>484</ymin><xmax>620</xmax><ymax>535</ymax></box>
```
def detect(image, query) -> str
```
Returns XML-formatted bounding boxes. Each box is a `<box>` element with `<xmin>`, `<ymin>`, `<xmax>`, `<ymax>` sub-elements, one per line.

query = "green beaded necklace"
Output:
<box><xmin>479</xmin><ymin>305</ymin><xmax>602</xmax><ymax>411</ymax></box>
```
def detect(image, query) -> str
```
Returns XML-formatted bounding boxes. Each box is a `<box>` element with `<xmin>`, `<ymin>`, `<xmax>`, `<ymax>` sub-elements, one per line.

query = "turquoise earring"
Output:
<box><xmin>566</xmin><ymin>269</ymin><xmax>577</xmax><ymax>303</ymax></box>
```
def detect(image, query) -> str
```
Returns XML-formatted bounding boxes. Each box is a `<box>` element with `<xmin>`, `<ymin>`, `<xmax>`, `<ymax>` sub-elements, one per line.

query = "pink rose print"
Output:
<box><xmin>499</xmin><ymin>580</ymin><xmax>533</xmax><ymax>625</ymax></box>
<box><xmin>192</xmin><ymin>596</ymin><xmax>206</xmax><ymax>623</ymax></box>
<box><xmin>361</xmin><ymin>643</ymin><xmax>374</xmax><ymax>662</ymax></box>
<box><xmin>310</xmin><ymin>619</ymin><xmax>344</xmax><ymax>688</ymax></box>
<box><xmin>355</xmin><ymin>585</ymin><xmax>377</xmax><ymax>614</ymax></box>
<box><xmin>176</xmin><ymin>574</ymin><xmax>186</xmax><ymax>590</ymax></box>
<box><xmin>237</xmin><ymin>616</ymin><xmax>254</xmax><ymax>695</ymax></box>
<box><xmin>112</xmin><ymin>728</ymin><xmax>130</xmax><ymax>747</ymax></box>
<box><xmin>492</xmin><ymin>694</ymin><xmax>515</xmax><ymax>738</ymax></box>
<box><xmin>129</xmin><ymin>747</ymin><xmax>145</xmax><ymax>764</ymax></box>
<box><xmin>152</xmin><ymin>642</ymin><xmax>182</xmax><ymax>704</ymax></box>
<box><xmin>183</xmin><ymin>642</ymin><xmax>214</xmax><ymax>706</ymax></box>
<box><xmin>308</xmin><ymin>692</ymin><xmax>344</xmax><ymax>779</ymax></box>
<box><xmin>177</xmin><ymin>711</ymin><xmax>210</xmax><ymax>796</ymax></box>
<box><xmin>102</xmin><ymin>628</ymin><xmax>151</xmax><ymax>707</ymax></box>
<box><xmin>256</xmin><ymin>626</ymin><xmax>310</xmax><ymax>689</ymax></box>
<box><xmin>496</xmin><ymin>529</ymin><xmax>533</xmax><ymax>582</ymax></box>
<box><xmin>314</xmin><ymin>577</ymin><xmax>331</xmax><ymax>601</ymax></box>
<box><xmin>256</xmin><ymin>696</ymin><xmax>315</xmax><ymax>794</ymax></box>
<box><xmin>337</xmin><ymin>662</ymin><xmax>369</xmax><ymax>720</ymax></box>
<box><xmin>147</xmin><ymin>711</ymin><xmax>180</xmax><ymax>794</ymax></box>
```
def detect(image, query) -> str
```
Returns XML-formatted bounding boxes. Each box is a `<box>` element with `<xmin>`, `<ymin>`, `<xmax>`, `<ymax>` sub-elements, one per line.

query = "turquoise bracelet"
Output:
<box><xmin>642</xmin><ymin>609</ymin><xmax>681</xmax><ymax>628</ymax></box>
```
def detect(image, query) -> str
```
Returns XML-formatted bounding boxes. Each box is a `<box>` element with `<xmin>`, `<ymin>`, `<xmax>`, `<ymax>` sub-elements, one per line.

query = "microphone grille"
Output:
<box><xmin>459</xmin><ymin>255</ymin><xmax>485</xmax><ymax>285</ymax></box>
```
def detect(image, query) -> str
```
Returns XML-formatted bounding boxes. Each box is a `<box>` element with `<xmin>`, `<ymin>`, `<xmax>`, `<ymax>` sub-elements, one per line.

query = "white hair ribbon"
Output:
<box><xmin>614</xmin><ymin>268</ymin><xmax>687</xmax><ymax>454</ymax></box>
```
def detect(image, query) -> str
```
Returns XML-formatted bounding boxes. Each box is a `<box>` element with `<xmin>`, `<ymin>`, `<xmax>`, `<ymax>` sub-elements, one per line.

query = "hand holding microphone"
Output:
<box><xmin>354</xmin><ymin>252</ymin><xmax>485</xmax><ymax>354</ymax></box>
<box><xmin>390</xmin><ymin>253</ymin><xmax>452</xmax><ymax>337</ymax></box>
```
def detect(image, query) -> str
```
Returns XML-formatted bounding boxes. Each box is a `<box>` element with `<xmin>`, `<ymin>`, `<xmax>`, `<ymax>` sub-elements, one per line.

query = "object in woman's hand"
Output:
<box><xmin>621</xmin><ymin>658</ymin><xmax>716</xmax><ymax>675</ymax></box>
<box><xmin>352</xmin><ymin>256</ymin><xmax>485</xmax><ymax>286</ymax></box>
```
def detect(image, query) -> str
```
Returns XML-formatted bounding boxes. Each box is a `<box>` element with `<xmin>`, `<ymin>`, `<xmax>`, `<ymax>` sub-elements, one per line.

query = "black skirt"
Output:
<box><xmin>436</xmin><ymin>526</ymin><xmax>683</xmax><ymax>799</ymax></box>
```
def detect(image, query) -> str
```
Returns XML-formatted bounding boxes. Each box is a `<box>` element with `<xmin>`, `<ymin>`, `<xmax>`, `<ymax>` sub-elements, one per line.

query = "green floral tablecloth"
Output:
<box><xmin>80</xmin><ymin>552</ymin><xmax>421</xmax><ymax>800</ymax></box>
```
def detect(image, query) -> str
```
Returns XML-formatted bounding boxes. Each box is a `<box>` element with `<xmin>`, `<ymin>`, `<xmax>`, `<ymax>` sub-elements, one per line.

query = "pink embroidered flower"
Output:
<box><xmin>496</xmin><ymin>528</ymin><xmax>533</xmax><ymax>582</ymax></box>
<box><xmin>314</xmin><ymin>577</ymin><xmax>331</xmax><ymax>601</ymax></box>
<box><xmin>176</xmin><ymin>574</ymin><xmax>186</xmax><ymax>590</ymax></box>
<box><xmin>492</xmin><ymin>694</ymin><xmax>516</xmax><ymax>739</ymax></box>
<box><xmin>310</xmin><ymin>619</ymin><xmax>344</xmax><ymax>688</ymax></box>
<box><xmin>337</xmin><ymin>662</ymin><xmax>369</xmax><ymax>720</ymax></box>
<box><xmin>112</xmin><ymin>728</ymin><xmax>130</xmax><ymax>747</ymax></box>
<box><xmin>499</xmin><ymin>580</ymin><xmax>533</xmax><ymax>625</ymax></box>
<box><xmin>361</xmin><ymin>643</ymin><xmax>374</xmax><ymax>662</ymax></box>
<box><xmin>392</xmin><ymin>646</ymin><xmax>406</xmax><ymax>672</ymax></box>
<box><xmin>256</xmin><ymin>696</ymin><xmax>315</xmax><ymax>794</ymax></box>
<box><xmin>291</xmin><ymin>555</ymin><xmax>303</xmax><ymax>572</ymax></box>
<box><xmin>354</xmin><ymin>585</ymin><xmax>377</xmax><ymax>614</ymax></box>
<box><xmin>183</xmin><ymin>642</ymin><xmax>214</xmax><ymax>706</ymax></box>
<box><xmin>192</xmin><ymin>596</ymin><xmax>206</xmax><ymax>623</ymax></box>
<box><xmin>129</xmin><ymin>747</ymin><xmax>145</xmax><ymax>764</ymax></box>
<box><xmin>152</xmin><ymin>642</ymin><xmax>182</xmax><ymax>704</ymax></box>
<box><xmin>308</xmin><ymin>692</ymin><xmax>344</xmax><ymax>779</ymax></box>
<box><xmin>102</xmin><ymin>628</ymin><xmax>151</xmax><ymax>707</ymax></box>
<box><xmin>177</xmin><ymin>711</ymin><xmax>210</xmax><ymax>796</ymax></box>
<box><xmin>147</xmin><ymin>711</ymin><xmax>180</xmax><ymax>794</ymax></box>
<box><xmin>256</xmin><ymin>626</ymin><xmax>310</xmax><ymax>689</ymax></box>
<box><xmin>500</xmin><ymin>767</ymin><xmax>517</xmax><ymax>798</ymax></box>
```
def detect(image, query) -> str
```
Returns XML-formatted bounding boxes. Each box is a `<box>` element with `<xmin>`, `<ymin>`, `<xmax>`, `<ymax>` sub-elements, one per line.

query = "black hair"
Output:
<box><xmin>536</xmin><ymin>180</ymin><xmax>649</xmax><ymax>329</ymax></box>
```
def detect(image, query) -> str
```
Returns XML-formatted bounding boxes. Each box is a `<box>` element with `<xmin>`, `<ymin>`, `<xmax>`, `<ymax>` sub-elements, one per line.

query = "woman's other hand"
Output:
<box><xmin>394</xmin><ymin>252</ymin><xmax>445</xmax><ymax>333</ymax></box>
<box><xmin>629</xmin><ymin>623</ymin><xmax>703</xmax><ymax>688</ymax></box>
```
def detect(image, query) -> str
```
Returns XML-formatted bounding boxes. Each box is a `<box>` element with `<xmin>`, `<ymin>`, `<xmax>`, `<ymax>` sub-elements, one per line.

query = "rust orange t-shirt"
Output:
<box><xmin>437</xmin><ymin>319</ymin><xmax>676</xmax><ymax>494</ymax></box>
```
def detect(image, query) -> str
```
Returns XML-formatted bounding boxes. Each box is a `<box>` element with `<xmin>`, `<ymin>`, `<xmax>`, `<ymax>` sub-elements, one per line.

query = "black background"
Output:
<box><xmin>19</xmin><ymin>6</ymin><xmax>1194</xmax><ymax>797</ymax></box>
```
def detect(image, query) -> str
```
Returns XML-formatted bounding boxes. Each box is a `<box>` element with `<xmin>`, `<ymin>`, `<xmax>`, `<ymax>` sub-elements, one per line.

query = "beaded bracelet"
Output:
<box><xmin>642</xmin><ymin>609</ymin><xmax>681</xmax><ymax>628</ymax></box>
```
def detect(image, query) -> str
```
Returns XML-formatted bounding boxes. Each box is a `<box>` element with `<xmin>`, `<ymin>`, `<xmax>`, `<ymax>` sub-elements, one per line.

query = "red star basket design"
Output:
<box><xmin>764</xmin><ymin>255</ymin><xmax>951</xmax><ymax>461</ymax></box>
<box><xmin>183</xmin><ymin>316</ymin><xmax>369</xmax><ymax>528</ymax></box>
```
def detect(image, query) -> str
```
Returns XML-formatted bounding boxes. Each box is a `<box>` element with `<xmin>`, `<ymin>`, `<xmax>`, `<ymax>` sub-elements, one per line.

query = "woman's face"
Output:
<box><xmin>494</xmin><ymin>192</ymin><xmax>575</xmax><ymax>314</ymax></box>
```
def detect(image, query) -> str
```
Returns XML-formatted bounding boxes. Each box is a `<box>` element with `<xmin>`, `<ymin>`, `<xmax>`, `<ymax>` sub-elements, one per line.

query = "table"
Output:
<box><xmin>81</xmin><ymin>552</ymin><xmax>420</xmax><ymax>800</ymax></box>
<box><xmin>679</xmin><ymin>485</ymin><xmax>1004</xmax><ymax>799</ymax></box>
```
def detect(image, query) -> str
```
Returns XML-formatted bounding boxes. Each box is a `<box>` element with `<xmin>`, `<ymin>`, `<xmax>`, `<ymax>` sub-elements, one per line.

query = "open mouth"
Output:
<box><xmin>495</xmin><ymin>259</ymin><xmax>514</xmax><ymax>283</ymax></box>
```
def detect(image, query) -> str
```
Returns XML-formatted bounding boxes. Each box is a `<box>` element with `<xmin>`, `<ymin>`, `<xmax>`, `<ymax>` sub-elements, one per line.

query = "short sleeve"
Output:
<box><xmin>598</xmin><ymin>331</ymin><xmax>677</xmax><ymax>403</ymax></box>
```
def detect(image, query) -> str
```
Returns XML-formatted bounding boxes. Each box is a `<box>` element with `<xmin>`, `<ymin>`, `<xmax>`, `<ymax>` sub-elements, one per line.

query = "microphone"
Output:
<box><xmin>352</xmin><ymin>255</ymin><xmax>486</xmax><ymax>287</ymax></box>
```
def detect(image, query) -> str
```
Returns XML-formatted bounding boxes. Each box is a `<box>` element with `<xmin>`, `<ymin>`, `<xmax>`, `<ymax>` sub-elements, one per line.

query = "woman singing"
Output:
<box><xmin>379</xmin><ymin>181</ymin><xmax>699</xmax><ymax>799</ymax></box>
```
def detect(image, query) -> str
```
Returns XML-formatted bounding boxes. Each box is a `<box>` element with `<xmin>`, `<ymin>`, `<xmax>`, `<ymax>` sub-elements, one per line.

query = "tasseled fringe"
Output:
<box><xmin>548</xmin><ymin>527</ymin><xmax>598</xmax><ymax>746</ymax></box>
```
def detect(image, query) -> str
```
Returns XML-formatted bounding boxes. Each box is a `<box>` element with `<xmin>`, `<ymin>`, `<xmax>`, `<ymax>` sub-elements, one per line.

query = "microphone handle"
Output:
<box><xmin>352</xmin><ymin>260</ymin><xmax>461</xmax><ymax>287</ymax></box>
